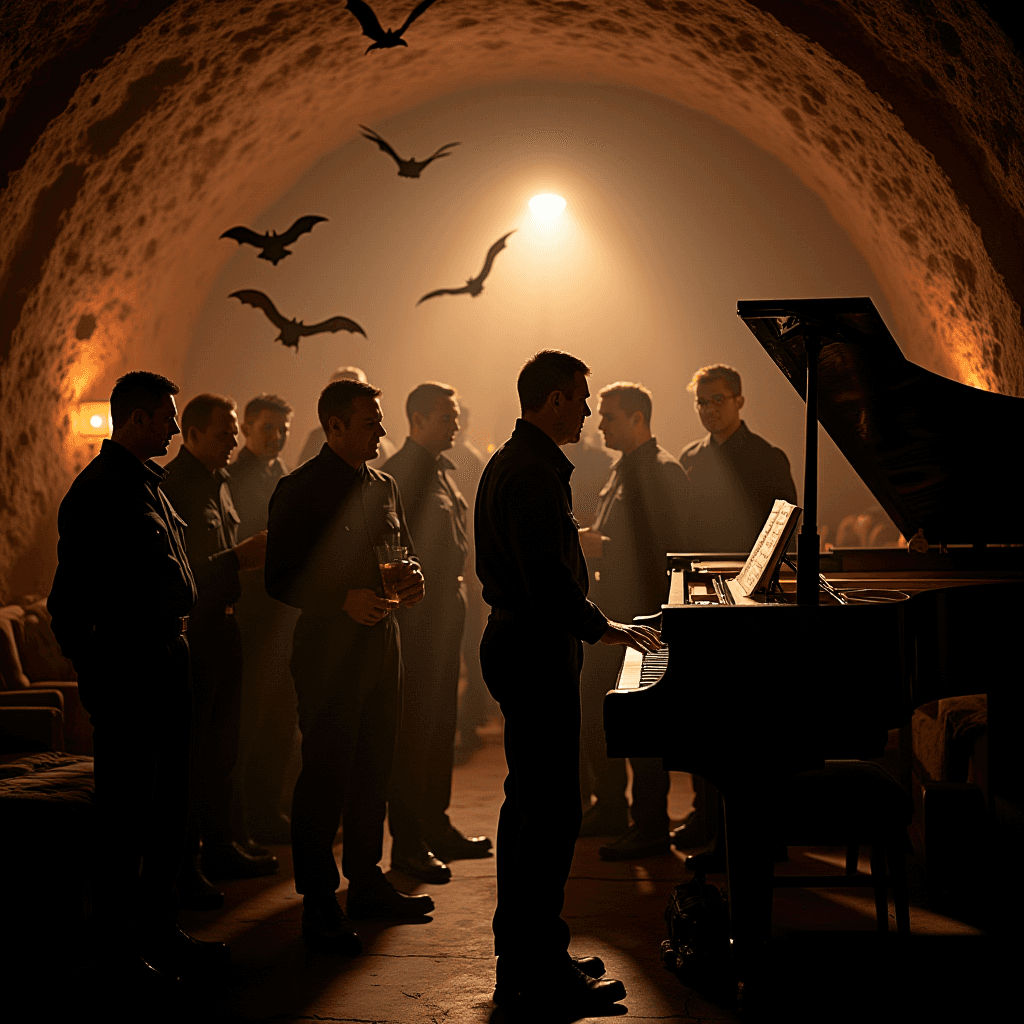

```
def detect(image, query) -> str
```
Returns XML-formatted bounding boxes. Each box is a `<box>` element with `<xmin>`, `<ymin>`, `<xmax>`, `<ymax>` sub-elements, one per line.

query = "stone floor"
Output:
<box><xmin>162</xmin><ymin>731</ymin><xmax>1004</xmax><ymax>1024</ymax></box>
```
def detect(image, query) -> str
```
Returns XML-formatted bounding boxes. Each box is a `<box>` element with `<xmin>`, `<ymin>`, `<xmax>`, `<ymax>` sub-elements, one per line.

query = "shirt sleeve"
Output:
<box><xmin>265</xmin><ymin>474</ymin><xmax>313</xmax><ymax>608</ymax></box>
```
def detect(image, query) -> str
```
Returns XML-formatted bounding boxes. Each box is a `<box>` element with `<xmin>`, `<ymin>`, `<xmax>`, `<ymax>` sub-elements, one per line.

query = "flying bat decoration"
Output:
<box><xmin>359</xmin><ymin>125</ymin><xmax>459</xmax><ymax>178</ymax></box>
<box><xmin>230</xmin><ymin>290</ymin><xmax>366</xmax><ymax>351</ymax></box>
<box><xmin>220</xmin><ymin>216</ymin><xmax>327</xmax><ymax>265</ymax></box>
<box><xmin>345</xmin><ymin>0</ymin><xmax>440</xmax><ymax>53</ymax></box>
<box><xmin>417</xmin><ymin>231</ymin><xmax>515</xmax><ymax>305</ymax></box>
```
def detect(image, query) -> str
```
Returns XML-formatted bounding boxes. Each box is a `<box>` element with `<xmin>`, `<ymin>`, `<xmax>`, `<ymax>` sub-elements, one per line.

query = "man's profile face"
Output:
<box><xmin>244</xmin><ymin>409</ymin><xmax>291</xmax><ymax>463</ymax></box>
<box><xmin>331</xmin><ymin>396</ymin><xmax>386</xmax><ymax>466</ymax></box>
<box><xmin>189</xmin><ymin>407</ymin><xmax>239</xmax><ymax>470</ymax></box>
<box><xmin>140</xmin><ymin>394</ymin><xmax>180</xmax><ymax>458</ymax></box>
<box><xmin>554</xmin><ymin>371</ymin><xmax>591</xmax><ymax>446</ymax></box>
<box><xmin>694</xmin><ymin>377</ymin><xmax>744</xmax><ymax>435</ymax></box>
<box><xmin>597</xmin><ymin>394</ymin><xmax>633</xmax><ymax>453</ymax></box>
<box><xmin>420</xmin><ymin>395</ymin><xmax>460</xmax><ymax>454</ymax></box>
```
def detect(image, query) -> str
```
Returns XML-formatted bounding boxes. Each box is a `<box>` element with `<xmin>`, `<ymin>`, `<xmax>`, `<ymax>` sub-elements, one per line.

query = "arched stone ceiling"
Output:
<box><xmin>1</xmin><ymin>0</ymin><xmax>1022</xmax><ymax>598</ymax></box>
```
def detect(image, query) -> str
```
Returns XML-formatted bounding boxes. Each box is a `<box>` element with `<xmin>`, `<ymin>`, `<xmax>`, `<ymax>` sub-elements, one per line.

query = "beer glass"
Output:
<box><xmin>375</xmin><ymin>543</ymin><xmax>407</xmax><ymax>609</ymax></box>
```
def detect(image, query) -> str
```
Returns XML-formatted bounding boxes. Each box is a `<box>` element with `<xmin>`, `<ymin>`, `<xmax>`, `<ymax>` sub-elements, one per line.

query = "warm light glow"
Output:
<box><xmin>529</xmin><ymin>193</ymin><xmax>566</xmax><ymax>222</ymax></box>
<box><xmin>75</xmin><ymin>402</ymin><xmax>112</xmax><ymax>439</ymax></box>
<box><xmin>89</xmin><ymin>414</ymin><xmax>104</xmax><ymax>429</ymax></box>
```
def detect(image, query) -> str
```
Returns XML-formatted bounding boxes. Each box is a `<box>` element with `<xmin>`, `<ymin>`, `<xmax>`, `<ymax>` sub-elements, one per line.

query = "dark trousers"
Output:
<box><xmin>235</xmin><ymin>594</ymin><xmax>299</xmax><ymax>828</ymax></box>
<box><xmin>480</xmin><ymin>620</ymin><xmax>583</xmax><ymax>966</ymax></box>
<box><xmin>290</xmin><ymin>614</ymin><xmax>401</xmax><ymax>895</ymax></box>
<box><xmin>187</xmin><ymin>613</ymin><xmax>243</xmax><ymax>850</ymax></box>
<box><xmin>389</xmin><ymin>589</ymin><xmax>466</xmax><ymax>850</ymax></box>
<box><xmin>580</xmin><ymin>640</ymin><xmax>669</xmax><ymax>830</ymax></box>
<box><xmin>80</xmin><ymin>635</ymin><xmax>191</xmax><ymax>943</ymax></box>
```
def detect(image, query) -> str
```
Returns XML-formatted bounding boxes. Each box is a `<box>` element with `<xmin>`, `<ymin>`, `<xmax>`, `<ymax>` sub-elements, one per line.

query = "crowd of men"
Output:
<box><xmin>47</xmin><ymin>350</ymin><xmax>795</xmax><ymax>1014</ymax></box>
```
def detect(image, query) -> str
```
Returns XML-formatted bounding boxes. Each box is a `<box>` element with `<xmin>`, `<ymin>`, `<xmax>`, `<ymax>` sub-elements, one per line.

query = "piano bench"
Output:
<box><xmin>771</xmin><ymin>760</ymin><xmax>913</xmax><ymax>935</ymax></box>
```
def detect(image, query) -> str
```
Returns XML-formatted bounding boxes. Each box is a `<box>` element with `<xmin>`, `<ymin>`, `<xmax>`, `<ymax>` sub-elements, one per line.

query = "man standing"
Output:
<box><xmin>475</xmin><ymin>350</ymin><xmax>661</xmax><ymax>1011</ymax></box>
<box><xmin>266</xmin><ymin>378</ymin><xmax>432</xmax><ymax>956</ymax></box>
<box><xmin>48</xmin><ymin>371</ymin><xmax>226</xmax><ymax>980</ymax></box>
<box><xmin>382</xmin><ymin>383</ymin><xmax>492</xmax><ymax>884</ymax></box>
<box><xmin>161</xmin><ymin>394</ymin><xmax>277</xmax><ymax>909</ymax></box>
<box><xmin>577</xmin><ymin>383</ymin><xmax>692</xmax><ymax>859</ymax></box>
<box><xmin>228</xmin><ymin>394</ymin><xmax>299</xmax><ymax>845</ymax></box>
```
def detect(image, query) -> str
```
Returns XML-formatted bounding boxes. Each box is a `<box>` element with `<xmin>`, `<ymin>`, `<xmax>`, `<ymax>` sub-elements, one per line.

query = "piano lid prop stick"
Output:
<box><xmin>797</xmin><ymin>332</ymin><xmax>821</xmax><ymax>605</ymax></box>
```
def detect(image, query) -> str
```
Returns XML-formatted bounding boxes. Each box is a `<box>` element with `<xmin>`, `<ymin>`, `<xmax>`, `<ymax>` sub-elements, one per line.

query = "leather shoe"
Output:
<box><xmin>685</xmin><ymin>838</ymin><xmax>727</xmax><ymax>876</ymax></box>
<box><xmin>493</xmin><ymin>953</ymin><xmax>607</xmax><ymax>1004</ymax></box>
<box><xmin>391</xmin><ymin>842</ymin><xmax>451</xmax><ymax>885</ymax></box>
<box><xmin>346</xmin><ymin>877</ymin><xmax>435</xmax><ymax>919</ymax></box>
<box><xmin>427</xmin><ymin>822</ymin><xmax>492</xmax><ymax>861</ymax></box>
<box><xmin>175</xmin><ymin>857</ymin><xmax>224</xmax><ymax>911</ymax></box>
<box><xmin>250</xmin><ymin>812</ymin><xmax>292</xmax><ymax>845</ymax></box>
<box><xmin>302</xmin><ymin>894</ymin><xmax>362</xmax><ymax>956</ymax></box>
<box><xmin>670</xmin><ymin>811</ymin><xmax>710</xmax><ymax>852</ymax></box>
<box><xmin>578</xmin><ymin>801</ymin><xmax>629</xmax><ymax>838</ymax></box>
<box><xmin>202</xmin><ymin>840</ymin><xmax>278</xmax><ymax>880</ymax></box>
<box><xmin>141</xmin><ymin>925</ymin><xmax>230</xmax><ymax>976</ymax></box>
<box><xmin>599</xmin><ymin>824</ymin><xmax>670</xmax><ymax>861</ymax></box>
<box><xmin>242</xmin><ymin>837</ymin><xmax>271</xmax><ymax>858</ymax></box>
<box><xmin>519</xmin><ymin>963</ymin><xmax>626</xmax><ymax>1009</ymax></box>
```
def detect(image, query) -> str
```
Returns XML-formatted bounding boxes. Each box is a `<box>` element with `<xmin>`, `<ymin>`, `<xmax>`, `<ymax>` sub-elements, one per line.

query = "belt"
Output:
<box><xmin>489</xmin><ymin>607</ymin><xmax>521</xmax><ymax>622</ymax></box>
<box><xmin>177</xmin><ymin>615</ymin><xmax>190</xmax><ymax>634</ymax></box>
<box><xmin>224</xmin><ymin>605</ymin><xmax>234</xmax><ymax>616</ymax></box>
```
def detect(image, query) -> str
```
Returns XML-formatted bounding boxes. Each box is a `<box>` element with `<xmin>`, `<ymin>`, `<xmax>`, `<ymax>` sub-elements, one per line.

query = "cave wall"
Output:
<box><xmin>1</xmin><ymin>0</ymin><xmax>1021</xmax><ymax>600</ymax></box>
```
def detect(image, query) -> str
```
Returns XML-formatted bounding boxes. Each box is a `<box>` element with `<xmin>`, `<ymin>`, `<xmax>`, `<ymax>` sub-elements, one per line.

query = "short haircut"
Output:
<box><xmin>406</xmin><ymin>382</ymin><xmax>456</xmax><ymax>424</ymax></box>
<box><xmin>330</xmin><ymin>365</ymin><xmax>368</xmax><ymax>383</ymax></box>
<box><xmin>687</xmin><ymin>364</ymin><xmax>742</xmax><ymax>396</ymax></box>
<box><xmin>599</xmin><ymin>381</ymin><xmax>653</xmax><ymax>426</ymax></box>
<box><xmin>517</xmin><ymin>349</ymin><xmax>591</xmax><ymax>412</ymax></box>
<box><xmin>109</xmin><ymin>371</ymin><xmax>179</xmax><ymax>429</ymax></box>
<box><xmin>318</xmin><ymin>378</ymin><xmax>381</xmax><ymax>431</ymax></box>
<box><xmin>243</xmin><ymin>393</ymin><xmax>293</xmax><ymax>423</ymax></box>
<box><xmin>181</xmin><ymin>393</ymin><xmax>236</xmax><ymax>437</ymax></box>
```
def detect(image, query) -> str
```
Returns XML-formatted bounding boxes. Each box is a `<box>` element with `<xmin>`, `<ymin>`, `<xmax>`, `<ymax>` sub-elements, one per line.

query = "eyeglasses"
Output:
<box><xmin>694</xmin><ymin>394</ymin><xmax>737</xmax><ymax>408</ymax></box>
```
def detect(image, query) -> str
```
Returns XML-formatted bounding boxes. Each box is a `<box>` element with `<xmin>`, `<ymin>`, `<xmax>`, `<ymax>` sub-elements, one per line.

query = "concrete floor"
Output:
<box><xmin>167</xmin><ymin>732</ymin><xmax>1002</xmax><ymax>1024</ymax></box>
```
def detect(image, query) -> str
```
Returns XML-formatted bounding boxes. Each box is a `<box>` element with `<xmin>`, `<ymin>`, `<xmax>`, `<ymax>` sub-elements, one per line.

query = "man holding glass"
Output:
<box><xmin>265</xmin><ymin>378</ymin><xmax>429</xmax><ymax>956</ymax></box>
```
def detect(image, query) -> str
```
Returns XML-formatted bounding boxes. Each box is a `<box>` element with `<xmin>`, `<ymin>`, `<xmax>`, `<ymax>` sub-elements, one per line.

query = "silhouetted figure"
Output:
<box><xmin>475</xmin><ymin>349</ymin><xmax>660</xmax><ymax>1010</ymax></box>
<box><xmin>220</xmin><ymin>215</ymin><xmax>327</xmax><ymax>265</ymax></box>
<box><xmin>229</xmin><ymin>290</ymin><xmax>366</xmax><ymax>352</ymax></box>
<box><xmin>266</xmin><ymin>378</ymin><xmax>431</xmax><ymax>955</ymax></box>
<box><xmin>360</xmin><ymin>124</ymin><xmax>459</xmax><ymax>177</ymax></box>
<box><xmin>417</xmin><ymin>231</ymin><xmax>515</xmax><ymax>304</ymax></box>
<box><xmin>298</xmin><ymin>366</ymin><xmax>397</xmax><ymax>468</ymax></box>
<box><xmin>576</xmin><ymin>383</ymin><xmax>692</xmax><ymax>859</ymax></box>
<box><xmin>48</xmin><ymin>371</ymin><xmax>228</xmax><ymax>981</ymax></box>
<box><xmin>345</xmin><ymin>0</ymin><xmax>440</xmax><ymax>53</ymax></box>
<box><xmin>382</xmin><ymin>383</ymin><xmax>491</xmax><ymax>882</ymax></box>
<box><xmin>228</xmin><ymin>394</ymin><xmax>300</xmax><ymax>845</ymax></box>
<box><xmin>568</xmin><ymin>419</ymin><xmax>614</xmax><ymax>527</ymax></box>
<box><xmin>161</xmin><ymin>394</ymin><xmax>277</xmax><ymax>910</ymax></box>
<box><xmin>675</xmin><ymin>364</ymin><xmax>798</xmax><ymax>869</ymax></box>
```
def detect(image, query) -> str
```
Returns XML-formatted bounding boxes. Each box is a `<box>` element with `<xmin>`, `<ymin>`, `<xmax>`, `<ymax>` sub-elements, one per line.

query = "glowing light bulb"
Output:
<box><xmin>89</xmin><ymin>414</ymin><xmax>104</xmax><ymax>428</ymax></box>
<box><xmin>529</xmin><ymin>193</ymin><xmax>566</xmax><ymax>222</ymax></box>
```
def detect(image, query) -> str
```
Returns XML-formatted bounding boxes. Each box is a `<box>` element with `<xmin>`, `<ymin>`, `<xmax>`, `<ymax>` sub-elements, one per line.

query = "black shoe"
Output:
<box><xmin>519</xmin><ymin>963</ymin><xmax>626</xmax><ymax>1009</ymax></box>
<box><xmin>302</xmin><ymin>894</ymin><xmax>362</xmax><ymax>956</ymax></box>
<box><xmin>391</xmin><ymin>842</ymin><xmax>452</xmax><ymax>885</ymax></box>
<box><xmin>175</xmin><ymin>858</ymin><xmax>225</xmax><ymax>911</ymax></box>
<box><xmin>578</xmin><ymin>802</ymin><xmax>630</xmax><ymax>838</ymax></box>
<box><xmin>141</xmin><ymin>925</ymin><xmax>230</xmax><ymax>976</ymax></box>
<box><xmin>599</xmin><ymin>823</ymin><xmax>671</xmax><ymax>861</ymax></box>
<box><xmin>685</xmin><ymin>838</ymin><xmax>726</xmax><ymax>875</ymax></box>
<box><xmin>427</xmin><ymin>822</ymin><xmax>493</xmax><ymax>861</ymax></box>
<box><xmin>202</xmin><ymin>841</ymin><xmax>279</xmax><ymax>880</ymax></box>
<box><xmin>250</xmin><ymin>812</ymin><xmax>292</xmax><ymax>845</ymax></box>
<box><xmin>493</xmin><ymin>953</ymin><xmax>607</xmax><ymax>1004</ymax></box>
<box><xmin>669</xmin><ymin>811</ymin><xmax>710</xmax><ymax>852</ymax></box>
<box><xmin>346</xmin><ymin>877</ymin><xmax>435</xmax><ymax>919</ymax></box>
<box><xmin>242</xmin><ymin>837</ymin><xmax>271</xmax><ymax>858</ymax></box>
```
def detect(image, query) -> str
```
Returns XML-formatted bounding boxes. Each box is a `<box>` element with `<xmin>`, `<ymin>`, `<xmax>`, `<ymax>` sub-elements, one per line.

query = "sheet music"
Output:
<box><xmin>732</xmin><ymin>500</ymin><xmax>801</xmax><ymax>596</ymax></box>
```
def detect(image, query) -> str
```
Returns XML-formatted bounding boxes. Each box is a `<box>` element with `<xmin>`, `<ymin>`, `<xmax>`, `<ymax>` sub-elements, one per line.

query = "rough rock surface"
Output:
<box><xmin>1</xmin><ymin>0</ymin><xmax>1022</xmax><ymax>597</ymax></box>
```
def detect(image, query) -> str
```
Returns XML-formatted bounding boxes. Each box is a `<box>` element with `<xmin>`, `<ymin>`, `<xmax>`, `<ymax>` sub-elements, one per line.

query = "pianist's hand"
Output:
<box><xmin>343</xmin><ymin>588</ymin><xmax>396</xmax><ymax>626</ymax></box>
<box><xmin>395</xmin><ymin>564</ymin><xmax>426</xmax><ymax>607</ymax></box>
<box><xmin>601</xmin><ymin>621</ymin><xmax>663</xmax><ymax>654</ymax></box>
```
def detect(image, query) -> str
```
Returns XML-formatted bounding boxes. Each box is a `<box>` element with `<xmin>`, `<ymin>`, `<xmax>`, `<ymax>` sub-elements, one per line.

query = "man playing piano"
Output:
<box><xmin>475</xmin><ymin>349</ymin><xmax>662</xmax><ymax>1012</ymax></box>
<box><xmin>577</xmin><ymin>383</ymin><xmax>692</xmax><ymax>860</ymax></box>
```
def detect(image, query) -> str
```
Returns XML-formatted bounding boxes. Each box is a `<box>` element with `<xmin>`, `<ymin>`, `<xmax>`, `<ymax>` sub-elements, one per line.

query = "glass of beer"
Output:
<box><xmin>375</xmin><ymin>543</ymin><xmax>407</xmax><ymax>610</ymax></box>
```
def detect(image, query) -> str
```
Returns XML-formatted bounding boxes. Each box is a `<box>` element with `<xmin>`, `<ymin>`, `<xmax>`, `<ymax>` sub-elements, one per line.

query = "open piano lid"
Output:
<box><xmin>737</xmin><ymin>296</ymin><xmax>1024</xmax><ymax>546</ymax></box>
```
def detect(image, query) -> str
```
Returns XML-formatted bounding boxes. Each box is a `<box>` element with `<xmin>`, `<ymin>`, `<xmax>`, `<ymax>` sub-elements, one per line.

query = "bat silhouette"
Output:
<box><xmin>359</xmin><ymin>125</ymin><xmax>459</xmax><ymax>178</ymax></box>
<box><xmin>230</xmin><ymin>290</ymin><xmax>366</xmax><ymax>351</ymax></box>
<box><xmin>345</xmin><ymin>0</ymin><xmax>440</xmax><ymax>53</ymax></box>
<box><xmin>417</xmin><ymin>232</ymin><xmax>515</xmax><ymax>305</ymax></box>
<box><xmin>220</xmin><ymin>216</ymin><xmax>327</xmax><ymax>265</ymax></box>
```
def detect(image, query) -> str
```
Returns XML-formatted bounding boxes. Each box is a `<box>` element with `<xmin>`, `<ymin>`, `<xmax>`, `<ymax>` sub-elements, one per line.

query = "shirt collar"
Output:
<box><xmin>319</xmin><ymin>442</ymin><xmax>362</xmax><ymax>481</ymax></box>
<box><xmin>511</xmin><ymin>419</ymin><xmax>575</xmax><ymax>481</ymax></box>
<box><xmin>403</xmin><ymin>436</ymin><xmax>457</xmax><ymax>473</ymax></box>
<box><xmin>615</xmin><ymin>436</ymin><xmax>658</xmax><ymax>470</ymax></box>
<box><xmin>176</xmin><ymin>443</ymin><xmax>230</xmax><ymax>482</ymax></box>
<box><xmin>102</xmin><ymin>438</ymin><xmax>166</xmax><ymax>487</ymax></box>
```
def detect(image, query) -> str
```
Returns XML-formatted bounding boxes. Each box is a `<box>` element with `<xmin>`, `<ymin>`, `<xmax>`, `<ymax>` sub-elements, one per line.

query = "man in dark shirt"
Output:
<box><xmin>49</xmin><ymin>371</ymin><xmax>226</xmax><ymax>980</ymax></box>
<box><xmin>382</xmin><ymin>383</ymin><xmax>491</xmax><ymax>884</ymax></box>
<box><xmin>266</xmin><ymin>378</ymin><xmax>431</xmax><ymax>956</ymax></box>
<box><xmin>475</xmin><ymin>350</ymin><xmax>661</xmax><ymax>1012</ymax></box>
<box><xmin>577</xmin><ymin>383</ymin><xmax>692</xmax><ymax>860</ymax></box>
<box><xmin>161</xmin><ymin>394</ymin><xmax>276</xmax><ymax>906</ymax></box>
<box><xmin>679</xmin><ymin>364</ymin><xmax>798</xmax><ymax>553</ymax></box>
<box><xmin>228</xmin><ymin>393</ymin><xmax>299</xmax><ymax>845</ymax></box>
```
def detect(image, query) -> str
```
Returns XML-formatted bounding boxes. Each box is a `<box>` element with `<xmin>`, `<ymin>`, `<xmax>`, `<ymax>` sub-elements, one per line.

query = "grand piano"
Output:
<box><xmin>605</xmin><ymin>297</ymin><xmax>1023</xmax><ymax>985</ymax></box>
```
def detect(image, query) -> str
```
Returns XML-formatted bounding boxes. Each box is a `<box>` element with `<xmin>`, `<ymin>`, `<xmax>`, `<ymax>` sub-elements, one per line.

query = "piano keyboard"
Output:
<box><xmin>616</xmin><ymin>645</ymin><xmax>670</xmax><ymax>690</ymax></box>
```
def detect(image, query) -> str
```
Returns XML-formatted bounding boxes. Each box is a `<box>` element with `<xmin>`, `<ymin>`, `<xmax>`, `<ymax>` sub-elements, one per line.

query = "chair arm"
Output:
<box><xmin>0</xmin><ymin>706</ymin><xmax>65</xmax><ymax>753</ymax></box>
<box><xmin>28</xmin><ymin>681</ymin><xmax>91</xmax><ymax>755</ymax></box>
<box><xmin>0</xmin><ymin>689</ymin><xmax>65</xmax><ymax>713</ymax></box>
